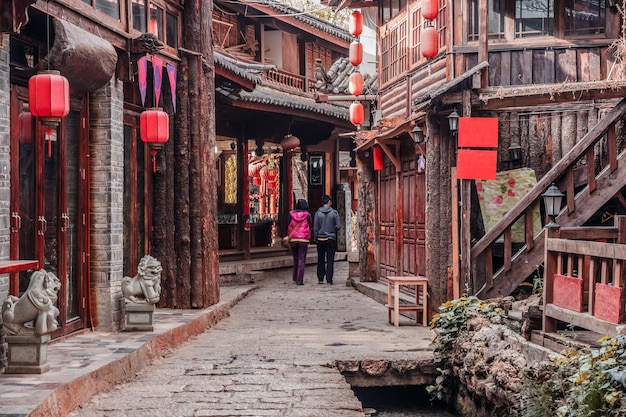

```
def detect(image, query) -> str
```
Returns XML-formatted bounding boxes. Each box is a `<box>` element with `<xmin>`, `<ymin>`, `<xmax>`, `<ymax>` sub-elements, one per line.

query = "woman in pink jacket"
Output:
<box><xmin>287</xmin><ymin>199</ymin><xmax>313</xmax><ymax>285</ymax></box>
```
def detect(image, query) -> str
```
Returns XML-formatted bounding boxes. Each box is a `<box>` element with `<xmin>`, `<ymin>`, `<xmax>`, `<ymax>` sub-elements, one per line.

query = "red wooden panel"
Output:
<box><xmin>458</xmin><ymin>117</ymin><xmax>498</xmax><ymax>148</ymax></box>
<box><xmin>553</xmin><ymin>274</ymin><xmax>584</xmax><ymax>312</ymax></box>
<box><xmin>457</xmin><ymin>150</ymin><xmax>497</xmax><ymax>180</ymax></box>
<box><xmin>594</xmin><ymin>283</ymin><xmax>623</xmax><ymax>324</ymax></box>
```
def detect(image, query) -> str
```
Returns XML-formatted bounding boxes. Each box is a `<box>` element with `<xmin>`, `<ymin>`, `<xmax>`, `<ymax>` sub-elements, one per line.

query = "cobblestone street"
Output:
<box><xmin>63</xmin><ymin>261</ymin><xmax>434</xmax><ymax>417</ymax></box>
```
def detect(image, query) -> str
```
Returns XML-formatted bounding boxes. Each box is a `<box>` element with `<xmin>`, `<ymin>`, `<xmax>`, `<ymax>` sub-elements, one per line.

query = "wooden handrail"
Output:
<box><xmin>472</xmin><ymin>98</ymin><xmax>626</xmax><ymax>297</ymax></box>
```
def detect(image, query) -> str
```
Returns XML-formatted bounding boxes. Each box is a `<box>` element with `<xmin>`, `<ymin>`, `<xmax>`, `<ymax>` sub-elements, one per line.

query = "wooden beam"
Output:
<box><xmin>376</xmin><ymin>140</ymin><xmax>401</xmax><ymax>171</ymax></box>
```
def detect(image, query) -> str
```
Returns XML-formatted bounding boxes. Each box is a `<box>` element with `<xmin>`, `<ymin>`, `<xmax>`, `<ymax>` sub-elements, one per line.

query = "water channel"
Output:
<box><xmin>354</xmin><ymin>386</ymin><xmax>459</xmax><ymax>417</ymax></box>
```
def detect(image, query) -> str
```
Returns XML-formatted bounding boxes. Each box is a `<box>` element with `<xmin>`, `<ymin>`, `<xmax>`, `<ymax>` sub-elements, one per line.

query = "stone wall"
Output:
<box><xmin>0</xmin><ymin>34</ymin><xmax>9</xmax><ymax>372</ymax></box>
<box><xmin>89</xmin><ymin>78</ymin><xmax>125</xmax><ymax>332</ymax></box>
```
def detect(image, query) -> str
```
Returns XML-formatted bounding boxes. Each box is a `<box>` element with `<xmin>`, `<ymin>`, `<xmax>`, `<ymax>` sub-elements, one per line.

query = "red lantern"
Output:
<box><xmin>349</xmin><ymin>72</ymin><xmax>364</xmax><ymax>96</ymax></box>
<box><xmin>422</xmin><ymin>25</ymin><xmax>439</xmax><ymax>59</ymax></box>
<box><xmin>28</xmin><ymin>70</ymin><xmax>70</xmax><ymax>126</ymax></box>
<box><xmin>349</xmin><ymin>41</ymin><xmax>363</xmax><ymax>66</ymax></box>
<box><xmin>350</xmin><ymin>102</ymin><xmax>364</xmax><ymax>126</ymax></box>
<box><xmin>140</xmin><ymin>108</ymin><xmax>170</xmax><ymax>172</ymax></box>
<box><xmin>422</xmin><ymin>0</ymin><xmax>439</xmax><ymax>20</ymax></box>
<box><xmin>281</xmin><ymin>134</ymin><xmax>300</xmax><ymax>151</ymax></box>
<box><xmin>140</xmin><ymin>108</ymin><xmax>170</xmax><ymax>145</ymax></box>
<box><xmin>349</xmin><ymin>11</ymin><xmax>363</xmax><ymax>37</ymax></box>
<box><xmin>373</xmin><ymin>145</ymin><xmax>383</xmax><ymax>171</ymax></box>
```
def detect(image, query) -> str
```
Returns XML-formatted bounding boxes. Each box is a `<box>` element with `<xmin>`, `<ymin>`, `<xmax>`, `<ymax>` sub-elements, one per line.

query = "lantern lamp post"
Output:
<box><xmin>542</xmin><ymin>183</ymin><xmax>564</xmax><ymax>229</ymax></box>
<box><xmin>140</xmin><ymin>108</ymin><xmax>170</xmax><ymax>172</ymax></box>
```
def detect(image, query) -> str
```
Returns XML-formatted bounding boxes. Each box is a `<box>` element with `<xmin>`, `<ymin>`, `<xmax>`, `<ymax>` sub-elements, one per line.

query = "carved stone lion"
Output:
<box><xmin>121</xmin><ymin>255</ymin><xmax>162</xmax><ymax>304</ymax></box>
<box><xmin>2</xmin><ymin>270</ymin><xmax>61</xmax><ymax>336</ymax></box>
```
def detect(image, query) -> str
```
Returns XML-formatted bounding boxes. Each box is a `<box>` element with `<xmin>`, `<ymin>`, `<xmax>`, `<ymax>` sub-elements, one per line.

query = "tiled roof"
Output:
<box><xmin>314</xmin><ymin>56</ymin><xmax>378</xmax><ymax>95</ymax></box>
<box><xmin>214</xmin><ymin>51</ymin><xmax>270</xmax><ymax>84</ymax></box>
<box><xmin>216</xmin><ymin>84</ymin><xmax>349</xmax><ymax>121</ymax></box>
<box><xmin>252</xmin><ymin>0</ymin><xmax>352</xmax><ymax>42</ymax></box>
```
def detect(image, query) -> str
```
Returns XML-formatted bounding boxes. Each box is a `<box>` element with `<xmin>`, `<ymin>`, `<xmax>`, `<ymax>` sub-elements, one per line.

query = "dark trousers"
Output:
<box><xmin>291</xmin><ymin>242</ymin><xmax>308</xmax><ymax>284</ymax></box>
<box><xmin>316</xmin><ymin>239</ymin><xmax>337</xmax><ymax>283</ymax></box>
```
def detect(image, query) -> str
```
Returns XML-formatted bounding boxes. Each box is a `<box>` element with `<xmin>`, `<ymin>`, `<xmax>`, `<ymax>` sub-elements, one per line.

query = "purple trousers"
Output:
<box><xmin>291</xmin><ymin>242</ymin><xmax>308</xmax><ymax>284</ymax></box>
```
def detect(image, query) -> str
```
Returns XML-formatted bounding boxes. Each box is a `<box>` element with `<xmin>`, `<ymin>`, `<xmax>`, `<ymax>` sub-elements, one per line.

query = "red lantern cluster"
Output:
<box><xmin>421</xmin><ymin>0</ymin><xmax>439</xmax><ymax>59</ymax></box>
<box><xmin>349</xmin><ymin>10</ymin><xmax>363</xmax><ymax>37</ymax></box>
<box><xmin>349</xmin><ymin>72</ymin><xmax>364</xmax><ymax>96</ymax></box>
<box><xmin>28</xmin><ymin>70</ymin><xmax>70</xmax><ymax>126</ymax></box>
<box><xmin>349</xmin><ymin>10</ymin><xmax>365</xmax><ymax>127</ymax></box>
<box><xmin>350</xmin><ymin>102</ymin><xmax>364</xmax><ymax>126</ymax></box>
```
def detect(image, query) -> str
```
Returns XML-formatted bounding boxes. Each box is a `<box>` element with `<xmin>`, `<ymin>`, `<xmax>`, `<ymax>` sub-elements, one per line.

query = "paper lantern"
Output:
<box><xmin>349</xmin><ymin>41</ymin><xmax>363</xmax><ymax>66</ymax></box>
<box><xmin>28</xmin><ymin>71</ymin><xmax>70</xmax><ymax>126</ymax></box>
<box><xmin>373</xmin><ymin>146</ymin><xmax>383</xmax><ymax>171</ymax></box>
<box><xmin>350</xmin><ymin>102</ymin><xmax>364</xmax><ymax>126</ymax></box>
<box><xmin>349</xmin><ymin>72</ymin><xmax>364</xmax><ymax>96</ymax></box>
<box><xmin>260</xmin><ymin>166</ymin><xmax>279</xmax><ymax>182</ymax></box>
<box><xmin>281</xmin><ymin>134</ymin><xmax>300</xmax><ymax>151</ymax></box>
<box><xmin>422</xmin><ymin>0</ymin><xmax>439</xmax><ymax>20</ymax></box>
<box><xmin>140</xmin><ymin>108</ymin><xmax>170</xmax><ymax>145</ymax></box>
<box><xmin>349</xmin><ymin>11</ymin><xmax>363</xmax><ymax>37</ymax></box>
<box><xmin>422</xmin><ymin>26</ymin><xmax>439</xmax><ymax>59</ymax></box>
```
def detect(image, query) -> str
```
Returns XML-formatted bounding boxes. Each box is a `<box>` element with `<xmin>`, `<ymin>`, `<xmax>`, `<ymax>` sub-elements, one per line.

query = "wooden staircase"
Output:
<box><xmin>472</xmin><ymin>98</ymin><xmax>626</xmax><ymax>299</ymax></box>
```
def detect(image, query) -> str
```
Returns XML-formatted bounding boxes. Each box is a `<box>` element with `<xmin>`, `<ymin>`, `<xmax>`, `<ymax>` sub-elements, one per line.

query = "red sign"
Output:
<box><xmin>457</xmin><ymin>117</ymin><xmax>498</xmax><ymax>180</ymax></box>
<box><xmin>458</xmin><ymin>118</ymin><xmax>498</xmax><ymax>147</ymax></box>
<box><xmin>456</xmin><ymin>150</ymin><xmax>497</xmax><ymax>180</ymax></box>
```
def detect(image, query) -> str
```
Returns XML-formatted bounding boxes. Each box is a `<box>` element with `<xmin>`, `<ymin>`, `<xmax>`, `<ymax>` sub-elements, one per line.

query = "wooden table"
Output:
<box><xmin>386</xmin><ymin>276</ymin><xmax>428</xmax><ymax>327</ymax></box>
<box><xmin>1</xmin><ymin>260</ymin><xmax>40</xmax><ymax>294</ymax></box>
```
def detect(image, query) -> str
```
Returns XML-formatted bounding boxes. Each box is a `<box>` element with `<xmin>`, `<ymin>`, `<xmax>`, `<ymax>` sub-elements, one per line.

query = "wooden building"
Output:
<box><xmin>331</xmin><ymin>0</ymin><xmax>626</xmax><ymax>318</ymax></box>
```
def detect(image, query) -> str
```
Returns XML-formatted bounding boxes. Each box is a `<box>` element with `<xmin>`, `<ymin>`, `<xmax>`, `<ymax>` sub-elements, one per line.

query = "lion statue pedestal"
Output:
<box><xmin>1</xmin><ymin>269</ymin><xmax>61</xmax><ymax>374</ymax></box>
<box><xmin>122</xmin><ymin>255</ymin><xmax>162</xmax><ymax>332</ymax></box>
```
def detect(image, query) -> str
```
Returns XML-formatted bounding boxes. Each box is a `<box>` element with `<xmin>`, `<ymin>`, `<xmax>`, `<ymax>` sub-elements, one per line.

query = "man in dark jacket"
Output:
<box><xmin>313</xmin><ymin>194</ymin><xmax>341</xmax><ymax>284</ymax></box>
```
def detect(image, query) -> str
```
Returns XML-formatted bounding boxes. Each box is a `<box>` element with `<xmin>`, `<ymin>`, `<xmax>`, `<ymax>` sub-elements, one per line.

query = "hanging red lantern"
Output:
<box><xmin>349</xmin><ymin>72</ymin><xmax>364</xmax><ymax>96</ymax></box>
<box><xmin>350</xmin><ymin>102</ymin><xmax>364</xmax><ymax>126</ymax></box>
<box><xmin>281</xmin><ymin>134</ymin><xmax>300</xmax><ymax>151</ymax></box>
<box><xmin>28</xmin><ymin>70</ymin><xmax>70</xmax><ymax>126</ymax></box>
<box><xmin>422</xmin><ymin>0</ymin><xmax>439</xmax><ymax>20</ymax></box>
<box><xmin>140</xmin><ymin>108</ymin><xmax>170</xmax><ymax>172</ymax></box>
<box><xmin>422</xmin><ymin>25</ymin><xmax>439</xmax><ymax>59</ymax></box>
<box><xmin>373</xmin><ymin>145</ymin><xmax>383</xmax><ymax>171</ymax></box>
<box><xmin>349</xmin><ymin>41</ymin><xmax>363</xmax><ymax>66</ymax></box>
<box><xmin>349</xmin><ymin>11</ymin><xmax>363</xmax><ymax>37</ymax></box>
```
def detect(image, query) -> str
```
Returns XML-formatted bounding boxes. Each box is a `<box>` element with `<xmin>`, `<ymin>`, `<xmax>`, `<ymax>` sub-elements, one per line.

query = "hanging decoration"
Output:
<box><xmin>28</xmin><ymin>70</ymin><xmax>70</xmax><ymax>126</ymax></box>
<box><xmin>422</xmin><ymin>25</ymin><xmax>439</xmax><ymax>59</ymax></box>
<box><xmin>350</xmin><ymin>102</ymin><xmax>364</xmax><ymax>126</ymax></box>
<box><xmin>349</xmin><ymin>72</ymin><xmax>363</xmax><ymax>96</ymax></box>
<box><xmin>152</xmin><ymin>56</ymin><xmax>163</xmax><ymax>107</ymax></box>
<box><xmin>349</xmin><ymin>41</ymin><xmax>363</xmax><ymax>66</ymax></box>
<box><xmin>373</xmin><ymin>145</ymin><xmax>383</xmax><ymax>171</ymax></box>
<box><xmin>166</xmin><ymin>63</ymin><xmax>177</xmax><ymax>113</ymax></box>
<box><xmin>281</xmin><ymin>134</ymin><xmax>300</xmax><ymax>151</ymax></box>
<box><xmin>422</xmin><ymin>0</ymin><xmax>439</xmax><ymax>20</ymax></box>
<box><xmin>140</xmin><ymin>108</ymin><xmax>170</xmax><ymax>172</ymax></box>
<box><xmin>349</xmin><ymin>11</ymin><xmax>363</xmax><ymax>36</ymax></box>
<box><xmin>138</xmin><ymin>56</ymin><xmax>148</xmax><ymax>107</ymax></box>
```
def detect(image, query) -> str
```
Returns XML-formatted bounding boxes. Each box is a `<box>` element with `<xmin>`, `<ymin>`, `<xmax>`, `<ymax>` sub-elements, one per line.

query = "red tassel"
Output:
<box><xmin>46</xmin><ymin>128</ymin><xmax>53</xmax><ymax>158</ymax></box>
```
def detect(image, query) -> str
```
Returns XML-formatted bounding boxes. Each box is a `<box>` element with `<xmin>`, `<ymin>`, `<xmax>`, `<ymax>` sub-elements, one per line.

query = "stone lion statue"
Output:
<box><xmin>121</xmin><ymin>255</ymin><xmax>162</xmax><ymax>304</ymax></box>
<box><xmin>2</xmin><ymin>269</ymin><xmax>61</xmax><ymax>336</ymax></box>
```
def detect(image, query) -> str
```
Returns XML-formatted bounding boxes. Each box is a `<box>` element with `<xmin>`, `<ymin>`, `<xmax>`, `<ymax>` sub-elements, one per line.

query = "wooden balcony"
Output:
<box><xmin>542</xmin><ymin>218</ymin><xmax>626</xmax><ymax>337</ymax></box>
<box><xmin>262</xmin><ymin>69</ymin><xmax>315</xmax><ymax>93</ymax></box>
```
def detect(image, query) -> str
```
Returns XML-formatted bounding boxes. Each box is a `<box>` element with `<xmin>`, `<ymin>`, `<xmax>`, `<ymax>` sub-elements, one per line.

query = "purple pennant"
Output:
<box><xmin>152</xmin><ymin>56</ymin><xmax>163</xmax><ymax>107</ymax></box>
<box><xmin>138</xmin><ymin>56</ymin><xmax>147</xmax><ymax>107</ymax></box>
<box><xmin>166</xmin><ymin>63</ymin><xmax>177</xmax><ymax>113</ymax></box>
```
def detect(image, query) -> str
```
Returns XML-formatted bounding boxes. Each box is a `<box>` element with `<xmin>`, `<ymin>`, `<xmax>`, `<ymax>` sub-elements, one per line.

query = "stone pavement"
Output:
<box><xmin>0</xmin><ymin>260</ymin><xmax>435</xmax><ymax>417</ymax></box>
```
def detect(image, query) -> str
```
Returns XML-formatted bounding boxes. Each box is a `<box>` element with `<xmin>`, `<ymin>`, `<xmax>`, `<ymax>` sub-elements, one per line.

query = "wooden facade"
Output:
<box><xmin>340</xmin><ymin>0</ymin><xmax>626</xmax><ymax>319</ymax></box>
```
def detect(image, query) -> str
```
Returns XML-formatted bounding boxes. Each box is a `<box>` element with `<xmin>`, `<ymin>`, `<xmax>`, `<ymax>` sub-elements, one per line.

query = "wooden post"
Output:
<box><xmin>478</xmin><ymin>0</ymin><xmax>489</xmax><ymax>88</ymax></box>
<box><xmin>460</xmin><ymin>91</ymin><xmax>473</xmax><ymax>293</ymax></box>
<box><xmin>451</xmin><ymin>167</ymin><xmax>460</xmax><ymax>299</ymax></box>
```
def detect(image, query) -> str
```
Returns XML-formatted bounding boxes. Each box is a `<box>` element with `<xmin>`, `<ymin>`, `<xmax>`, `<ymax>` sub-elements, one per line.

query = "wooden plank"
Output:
<box><xmin>545</xmin><ymin>303</ymin><xmax>620</xmax><ymax>337</ymax></box>
<box><xmin>586</xmin><ymin>148</ymin><xmax>596</xmax><ymax>193</ymax></box>
<box><xmin>504</xmin><ymin>227</ymin><xmax>512</xmax><ymax>272</ymax></box>
<box><xmin>500</xmin><ymin>51</ymin><xmax>511</xmax><ymax>86</ymax></box>
<box><xmin>556</xmin><ymin>49</ymin><xmax>577</xmax><ymax>82</ymax></box>
<box><xmin>533</xmin><ymin>49</ymin><xmax>555</xmax><ymax>84</ymax></box>
<box><xmin>525</xmin><ymin>206</ymin><xmax>534</xmax><ymax>250</ymax></box>
<box><xmin>451</xmin><ymin>167</ymin><xmax>460</xmax><ymax>299</ymax></box>
<box><xmin>608</xmin><ymin>124</ymin><xmax>617</xmax><ymax>173</ymax></box>
<box><xmin>566</xmin><ymin>169</ymin><xmax>575</xmax><ymax>214</ymax></box>
<box><xmin>543</xmin><ymin>229</ymin><xmax>559</xmax><ymax>333</ymax></box>
<box><xmin>557</xmin><ymin>226</ymin><xmax>619</xmax><ymax>241</ymax></box>
<box><xmin>547</xmin><ymin>238</ymin><xmax>626</xmax><ymax>260</ymax></box>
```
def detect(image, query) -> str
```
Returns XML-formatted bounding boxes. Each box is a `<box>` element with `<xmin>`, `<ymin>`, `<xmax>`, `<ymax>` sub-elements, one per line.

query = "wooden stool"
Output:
<box><xmin>386</xmin><ymin>276</ymin><xmax>428</xmax><ymax>327</ymax></box>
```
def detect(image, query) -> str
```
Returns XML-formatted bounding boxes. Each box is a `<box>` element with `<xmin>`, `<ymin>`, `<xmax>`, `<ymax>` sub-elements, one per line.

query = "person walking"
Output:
<box><xmin>287</xmin><ymin>199</ymin><xmax>313</xmax><ymax>285</ymax></box>
<box><xmin>313</xmin><ymin>194</ymin><xmax>341</xmax><ymax>285</ymax></box>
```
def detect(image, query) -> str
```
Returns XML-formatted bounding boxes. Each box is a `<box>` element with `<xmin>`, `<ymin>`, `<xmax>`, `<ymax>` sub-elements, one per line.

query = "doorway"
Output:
<box><xmin>9</xmin><ymin>85</ymin><xmax>89</xmax><ymax>336</ymax></box>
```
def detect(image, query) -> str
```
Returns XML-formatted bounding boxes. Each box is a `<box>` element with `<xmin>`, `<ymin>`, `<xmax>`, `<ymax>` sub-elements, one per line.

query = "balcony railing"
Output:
<box><xmin>262</xmin><ymin>69</ymin><xmax>314</xmax><ymax>93</ymax></box>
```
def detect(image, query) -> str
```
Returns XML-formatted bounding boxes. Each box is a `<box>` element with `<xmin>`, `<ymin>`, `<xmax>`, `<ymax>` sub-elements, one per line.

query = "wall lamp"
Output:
<box><xmin>411</xmin><ymin>125</ymin><xmax>424</xmax><ymax>143</ymax></box>
<box><xmin>448</xmin><ymin>109</ymin><xmax>459</xmax><ymax>134</ymax></box>
<box><xmin>608</xmin><ymin>0</ymin><xmax>619</xmax><ymax>14</ymax></box>
<box><xmin>542</xmin><ymin>183</ymin><xmax>564</xmax><ymax>229</ymax></box>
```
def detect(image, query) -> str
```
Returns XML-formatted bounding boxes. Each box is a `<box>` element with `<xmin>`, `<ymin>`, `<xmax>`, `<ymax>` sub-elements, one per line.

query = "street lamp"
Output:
<box><xmin>411</xmin><ymin>125</ymin><xmax>424</xmax><ymax>143</ymax></box>
<box><xmin>448</xmin><ymin>109</ymin><xmax>459</xmax><ymax>134</ymax></box>
<box><xmin>542</xmin><ymin>183</ymin><xmax>564</xmax><ymax>229</ymax></box>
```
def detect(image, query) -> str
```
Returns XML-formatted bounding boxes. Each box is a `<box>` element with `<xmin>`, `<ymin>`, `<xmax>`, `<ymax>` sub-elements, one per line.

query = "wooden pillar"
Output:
<box><xmin>357</xmin><ymin>148</ymin><xmax>378</xmax><ymax>282</ymax></box>
<box><xmin>460</xmin><ymin>91</ymin><xmax>473</xmax><ymax>294</ymax></box>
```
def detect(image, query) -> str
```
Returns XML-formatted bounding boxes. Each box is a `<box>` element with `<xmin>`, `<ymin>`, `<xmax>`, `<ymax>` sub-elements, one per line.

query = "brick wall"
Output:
<box><xmin>89</xmin><ymin>78</ymin><xmax>125</xmax><ymax>332</ymax></box>
<box><xmin>0</xmin><ymin>34</ymin><xmax>10</xmax><ymax>372</ymax></box>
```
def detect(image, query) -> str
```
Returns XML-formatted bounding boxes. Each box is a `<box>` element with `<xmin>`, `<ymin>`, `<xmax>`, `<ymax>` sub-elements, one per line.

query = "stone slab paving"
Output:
<box><xmin>1</xmin><ymin>260</ymin><xmax>435</xmax><ymax>417</ymax></box>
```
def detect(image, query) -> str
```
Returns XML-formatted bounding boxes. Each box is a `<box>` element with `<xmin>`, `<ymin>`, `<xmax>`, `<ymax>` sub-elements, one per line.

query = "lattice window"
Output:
<box><xmin>381</xmin><ymin>20</ymin><xmax>407</xmax><ymax>84</ymax></box>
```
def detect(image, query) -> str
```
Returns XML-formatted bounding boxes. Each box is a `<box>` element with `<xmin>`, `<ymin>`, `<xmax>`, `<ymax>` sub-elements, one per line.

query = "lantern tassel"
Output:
<box><xmin>46</xmin><ymin>128</ymin><xmax>53</xmax><ymax>158</ymax></box>
<box><xmin>151</xmin><ymin>149</ymin><xmax>158</xmax><ymax>173</ymax></box>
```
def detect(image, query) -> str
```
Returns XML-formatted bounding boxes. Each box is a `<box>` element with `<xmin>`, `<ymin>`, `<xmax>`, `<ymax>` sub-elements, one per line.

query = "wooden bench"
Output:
<box><xmin>385</xmin><ymin>276</ymin><xmax>428</xmax><ymax>327</ymax></box>
<box><xmin>1</xmin><ymin>260</ymin><xmax>40</xmax><ymax>294</ymax></box>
